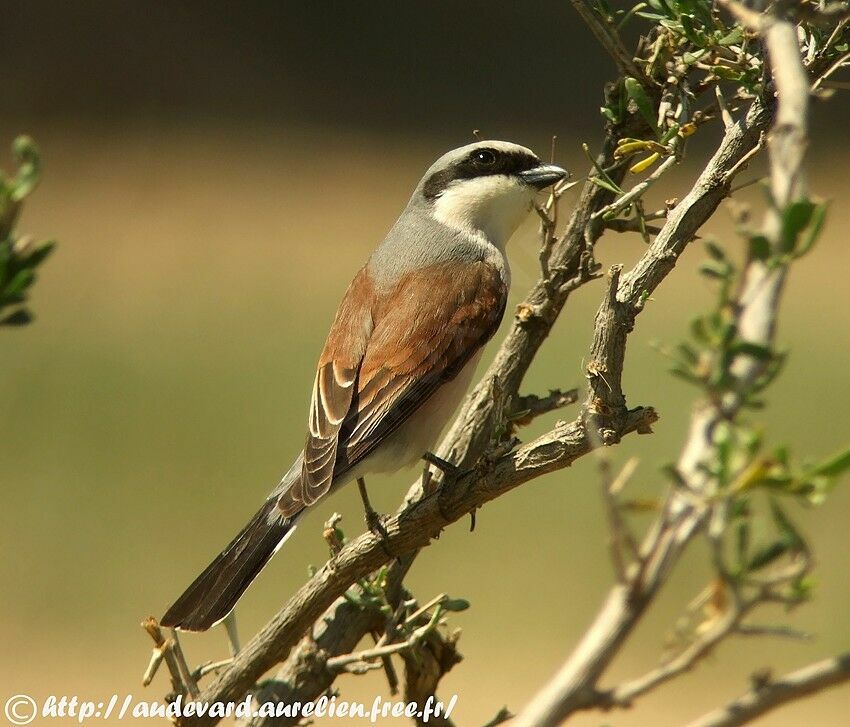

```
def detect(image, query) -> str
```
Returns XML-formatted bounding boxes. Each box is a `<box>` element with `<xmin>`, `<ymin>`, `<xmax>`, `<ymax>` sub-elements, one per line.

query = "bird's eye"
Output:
<box><xmin>472</xmin><ymin>149</ymin><xmax>497</xmax><ymax>166</ymax></box>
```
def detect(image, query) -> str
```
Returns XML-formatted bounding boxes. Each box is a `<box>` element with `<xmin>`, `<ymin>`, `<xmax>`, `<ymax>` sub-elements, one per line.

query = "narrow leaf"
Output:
<box><xmin>624</xmin><ymin>77</ymin><xmax>658</xmax><ymax>134</ymax></box>
<box><xmin>806</xmin><ymin>448</ymin><xmax>850</xmax><ymax>479</ymax></box>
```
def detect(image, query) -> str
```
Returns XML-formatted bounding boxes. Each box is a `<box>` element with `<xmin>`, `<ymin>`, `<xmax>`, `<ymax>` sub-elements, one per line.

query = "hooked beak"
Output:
<box><xmin>518</xmin><ymin>163</ymin><xmax>569</xmax><ymax>190</ymax></box>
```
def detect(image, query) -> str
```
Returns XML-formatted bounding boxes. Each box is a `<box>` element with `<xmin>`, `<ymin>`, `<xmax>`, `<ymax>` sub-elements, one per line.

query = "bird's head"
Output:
<box><xmin>417</xmin><ymin>140</ymin><xmax>567</xmax><ymax>246</ymax></box>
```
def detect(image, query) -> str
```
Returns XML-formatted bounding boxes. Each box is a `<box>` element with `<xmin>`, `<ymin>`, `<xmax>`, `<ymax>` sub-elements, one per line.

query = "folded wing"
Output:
<box><xmin>276</xmin><ymin>260</ymin><xmax>506</xmax><ymax>517</ymax></box>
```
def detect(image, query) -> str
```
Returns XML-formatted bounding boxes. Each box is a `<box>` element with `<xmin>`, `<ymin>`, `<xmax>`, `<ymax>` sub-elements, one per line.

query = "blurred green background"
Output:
<box><xmin>1</xmin><ymin>2</ymin><xmax>849</xmax><ymax>725</ymax></box>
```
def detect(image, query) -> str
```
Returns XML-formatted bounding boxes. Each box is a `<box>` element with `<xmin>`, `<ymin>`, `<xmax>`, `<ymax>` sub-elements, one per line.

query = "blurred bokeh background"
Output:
<box><xmin>1</xmin><ymin>2</ymin><xmax>848</xmax><ymax>725</ymax></box>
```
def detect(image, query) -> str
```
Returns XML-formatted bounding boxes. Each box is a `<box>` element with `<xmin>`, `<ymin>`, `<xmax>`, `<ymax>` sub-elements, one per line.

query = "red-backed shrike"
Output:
<box><xmin>161</xmin><ymin>141</ymin><xmax>567</xmax><ymax>631</ymax></box>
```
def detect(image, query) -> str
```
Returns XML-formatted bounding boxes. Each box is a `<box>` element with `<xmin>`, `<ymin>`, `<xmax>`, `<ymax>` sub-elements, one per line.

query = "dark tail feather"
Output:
<box><xmin>161</xmin><ymin>499</ymin><xmax>298</xmax><ymax>631</ymax></box>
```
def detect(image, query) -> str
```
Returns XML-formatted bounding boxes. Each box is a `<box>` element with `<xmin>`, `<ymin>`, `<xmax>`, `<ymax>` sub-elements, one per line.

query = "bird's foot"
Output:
<box><xmin>357</xmin><ymin>477</ymin><xmax>393</xmax><ymax>557</ymax></box>
<box><xmin>421</xmin><ymin>452</ymin><xmax>477</xmax><ymax>527</ymax></box>
<box><xmin>422</xmin><ymin>451</ymin><xmax>463</xmax><ymax>482</ymax></box>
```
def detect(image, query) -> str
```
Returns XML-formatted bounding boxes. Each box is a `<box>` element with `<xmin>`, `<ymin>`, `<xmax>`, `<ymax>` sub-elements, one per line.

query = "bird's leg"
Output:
<box><xmin>222</xmin><ymin>610</ymin><xmax>241</xmax><ymax>657</ymax></box>
<box><xmin>357</xmin><ymin>477</ymin><xmax>391</xmax><ymax>555</ymax></box>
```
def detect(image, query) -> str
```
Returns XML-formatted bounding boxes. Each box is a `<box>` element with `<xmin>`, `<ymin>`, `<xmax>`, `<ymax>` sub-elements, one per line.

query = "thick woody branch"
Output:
<box><xmin>586</xmin><ymin>96</ymin><xmax>771</xmax><ymax>427</ymax></box>
<box><xmin>176</xmin><ymin>405</ymin><xmax>657</xmax><ymax>727</ymax></box>
<box><xmin>685</xmin><ymin>652</ymin><xmax>850</xmax><ymax>727</ymax></box>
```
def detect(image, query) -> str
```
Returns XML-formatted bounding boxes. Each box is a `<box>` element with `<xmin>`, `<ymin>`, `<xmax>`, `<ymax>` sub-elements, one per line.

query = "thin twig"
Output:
<box><xmin>141</xmin><ymin>618</ymin><xmax>197</xmax><ymax>697</ymax></box>
<box><xmin>326</xmin><ymin>604</ymin><xmax>442</xmax><ymax>672</ymax></box>
<box><xmin>591</xmin><ymin>153</ymin><xmax>679</xmax><ymax>222</ymax></box>
<box><xmin>508</xmin><ymin>388</ymin><xmax>579</xmax><ymax>428</ymax></box>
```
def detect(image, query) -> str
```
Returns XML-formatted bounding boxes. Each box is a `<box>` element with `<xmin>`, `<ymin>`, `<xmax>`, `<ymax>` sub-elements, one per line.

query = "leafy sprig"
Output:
<box><xmin>0</xmin><ymin>136</ymin><xmax>54</xmax><ymax>327</ymax></box>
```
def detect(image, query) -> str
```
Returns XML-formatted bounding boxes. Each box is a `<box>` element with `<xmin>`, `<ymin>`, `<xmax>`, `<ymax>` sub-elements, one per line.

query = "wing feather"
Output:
<box><xmin>281</xmin><ymin>260</ymin><xmax>506</xmax><ymax>515</ymax></box>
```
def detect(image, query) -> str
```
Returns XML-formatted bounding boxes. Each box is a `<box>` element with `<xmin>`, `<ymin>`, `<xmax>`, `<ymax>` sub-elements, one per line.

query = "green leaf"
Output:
<box><xmin>683</xmin><ymin>49</ymin><xmax>707</xmax><ymax>65</ymax></box>
<box><xmin>705</xmin><ymin>240</ymin><xmax>726</xmax><ymax>261</ymax></box>
<box><xmin>624</xmin><ymin>77</ymin><xmax>658</xmax><ymax>135</ymax></box>
<box><xmin>770</xmin><ymin>498</ymin><xmax>806</xmax><ymax>552</ymax></box>
<box><xmin>806</xmin><ymin>448</ymin><xmax>850</xmax><ymax>479</ymax></box>
<box><xmin>751</xmin><ymin>352</ymin><xmax>787</xmax><ymax>393</ymax></box>
<box><xmin>669</xmin><ymin>365</ymin><xmax>702</xmax><ymax>386</ymax></box>
<box><xmin>690</xmin><ymin>316</ymin><xmax>711</xmax><ymax>343</ymax></box>
<box><xmin>659</xmin><ymin>122</ymin><xmax>681</xmax><ymax>144</ymax></box>
<box><xmin>442</xmin><ymin>598</ymin><xmax>471</xmax><ymax>612</ymax></box>
<box><xmin>17</xmin><ymin>239</ymin><xmax>55</xmax><ymax>268</ymax></box>
<box><xmin>699</xmin><ymin>261</ymin><xmax>729</xmax><ymax>279</ymax></box>
<box><xmin>711</xmin><ymin>65</ymin><xmax>742</xmax><ymax>81</ymax></box>
<box><xmin>748</xmin><ymin>235</ymin><xmax>771</xmax><ymax>261</ymax></box>
<box><xmin>735</xmin><ymin>520</ymin><xmax>750</xmax><ymax>569</ymax></box>
<box><xmin>676</xmin><ymin>342</ymin><xmax>699</xmax><ymax>365</ymax></box>
<box><xmin>729</xmin><ymin>341</ymin><xmax>773</xmax><ymax>361</ymax></box>
<box><xmin>679</xmin><ymin>14</ymin><xmax>704</xmax><ymax>45</ymax></box>
<box><xmin>780</xmin><ymin>200</ymin><xmax>815</xmax><ymax>252</ymax></box>
<box><xmin>793</xmin><ymin>202</ymin><xmax>827</xmax><ymax>258</ymax></box>
<box><xmin>635</xmin><ymin>10</ymin><xmax>666</xmax><ymax>20</ymax></box>
<box><xmin>342</xmin><ymin>588</ymin><xmax>366</xmax><ymax>608</ymax></box>
<box><xmin>717</xmin><ymin>26</ymin><xmax>744</xmax><ymax>46</ymax></box>
<box><xmin>588</xmin><ymin>175</ymin><xmax>623</xmax><ymax>194</ymax></box>
<box><xmin>3</xmin><ymin>268</ymin><xmax>35</xmax><ymax>297</ymax></box>
<box><xmin>10</xmin><ymin>136</ymin><xmax>42</xmax><ymax>202</ymax></box>
<box><xmin>747</xmin><ymin>540</ymin><xmax>788</xmax><ymax>571</ymax></box>
<box><xmin>0</xmin><ymin>308</ymin><xmax>32</xmax><ymax>326</ymax></box>
<box><xmin>788</xmin><ymin>575</ymin><xmax>814</xmax><ymax>605</ymax></box>
<box><xmin>738</xmin><ymin>427</ymin><xmax>762</xmax><ymax>456</ymax></box>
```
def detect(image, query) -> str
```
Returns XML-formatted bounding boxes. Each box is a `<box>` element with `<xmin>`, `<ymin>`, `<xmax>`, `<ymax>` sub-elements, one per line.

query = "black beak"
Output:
<box><xmin>518</xmin><ymin>163</ymin><xmax>569</xmax><ymax>190</ymax></box>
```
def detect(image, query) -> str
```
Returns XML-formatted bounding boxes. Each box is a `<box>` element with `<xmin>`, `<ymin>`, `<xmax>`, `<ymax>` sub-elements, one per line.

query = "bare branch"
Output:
<box><xmin>604</xmin><ymin>217</ymin><xmax>664</xmax><ymax>236</ymax></box>
<box><xmin>141</xmin><ymin>618</ymin><xmax>199</xmax><ymax>698</ymax></box>
<box><xmin>606</xmin><ymin>601</ymin><xmax>740</xmax><ymax>708</ymax></box>
<box><xmin>325</xmin><ymin>609</ymin><xmax>440</xmax><ymax>674</ymax></box>
<box><xmin>685</xmin><ymin>652</ymin><xmax>850</xmax><ymax>727</ymax></box>
<box><xmin>591</xmin><ymin>152</ymin><xmax>679</xmax><ymax>223</ymax></box>
<box><xmin>508</xmin><ymin>388</ymin><xmax>579</xmax><ymax>428</ymax></box>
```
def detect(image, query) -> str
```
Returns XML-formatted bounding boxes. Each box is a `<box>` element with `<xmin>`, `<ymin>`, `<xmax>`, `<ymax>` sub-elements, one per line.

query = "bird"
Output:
<box><xmin>161</xmin><ymin>140</ymin><xmax>567</xmax><ymax>631</ymax></box>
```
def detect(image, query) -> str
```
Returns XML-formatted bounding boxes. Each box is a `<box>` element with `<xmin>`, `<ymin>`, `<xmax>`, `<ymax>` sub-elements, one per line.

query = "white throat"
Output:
<box><xmin>431</xmin><ymin>175</ymin><xmax>534</xmax><ymax>251</ymax></box>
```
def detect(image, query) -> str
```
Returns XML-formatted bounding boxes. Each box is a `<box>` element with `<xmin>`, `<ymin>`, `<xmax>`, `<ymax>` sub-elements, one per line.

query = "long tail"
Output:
<box><xmin>161</xmin><ymin>498</ymin><xmax>300</xmax><ymax>631</ymax></box>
